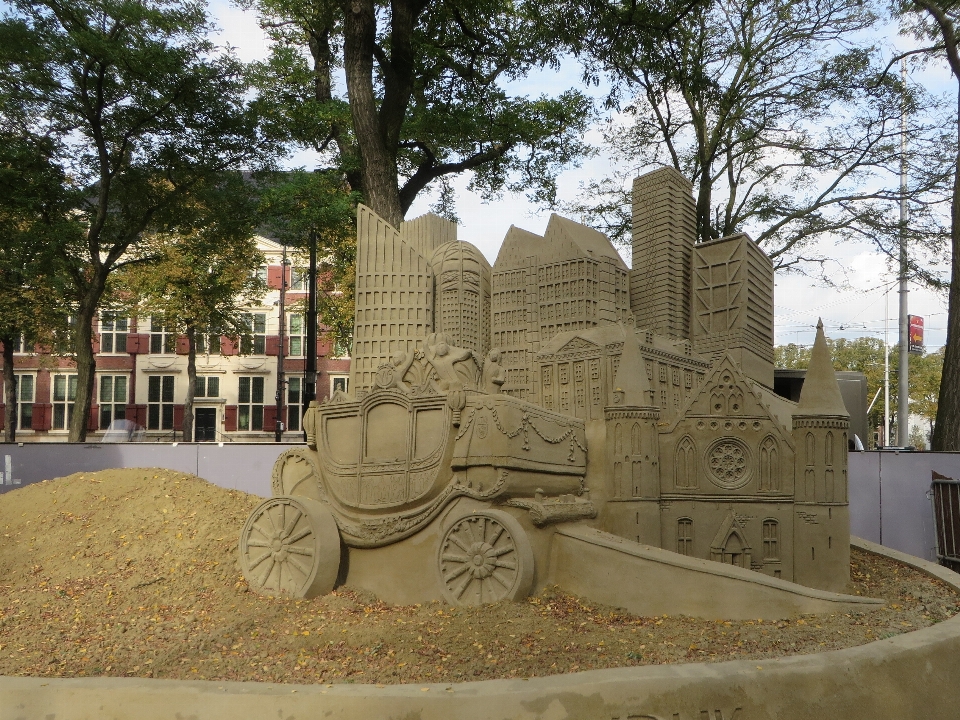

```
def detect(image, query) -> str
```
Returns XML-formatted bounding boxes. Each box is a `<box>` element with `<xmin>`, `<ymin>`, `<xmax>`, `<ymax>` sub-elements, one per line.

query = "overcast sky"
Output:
<box><xmin>208</xmin><ymin>0</ymin><xmax>953</xmax><ymax>351</ymax></box>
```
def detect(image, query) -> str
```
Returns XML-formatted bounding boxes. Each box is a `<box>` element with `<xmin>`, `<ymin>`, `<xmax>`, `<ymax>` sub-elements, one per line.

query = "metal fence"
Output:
<box><xmin>3</xmin><ymin>443</ymin><xmax>960</xmax><ymax>563</ymax></box>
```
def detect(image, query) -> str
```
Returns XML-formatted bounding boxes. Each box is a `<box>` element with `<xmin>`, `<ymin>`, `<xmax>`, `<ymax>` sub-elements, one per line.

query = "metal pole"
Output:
<box><xmin>897</xmin><ymin>58</ymin><xmax>910</xmax><ymax>446</ymax></box>
<box><xmin>274</xmin><ymin>243</ymin><xmax>287</xmax><ymax>442</ymax></box>
<box><xmin>305</xmin><ymin>226</ymin><xmax>318</xmax><ymax>415</ymax></box>
<box><xmin>884</xmin><ymin>289</ymin><xmax>890</xmax><ymax>447</ymax></box>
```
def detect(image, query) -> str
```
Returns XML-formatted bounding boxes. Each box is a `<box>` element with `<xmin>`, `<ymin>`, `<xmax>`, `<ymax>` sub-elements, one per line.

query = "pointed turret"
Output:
<box><xmin>613</xmin><ymin>326</ymin><xmax>654</xmax><ymax>407</ymax></box>
<box><xmin>797</xmin><ymin>319</ymin><xmax>848</xmax><ymax>417</ymax></box>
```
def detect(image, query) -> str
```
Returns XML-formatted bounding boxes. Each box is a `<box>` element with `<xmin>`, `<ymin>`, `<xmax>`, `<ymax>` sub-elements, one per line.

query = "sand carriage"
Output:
<box><xmin>239</xmin><ymin>334</ymin><xmax>593</xmax><ymax>605</ymax></box>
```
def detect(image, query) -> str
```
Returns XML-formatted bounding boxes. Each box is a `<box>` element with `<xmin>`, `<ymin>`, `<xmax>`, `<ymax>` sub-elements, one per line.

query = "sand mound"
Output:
<box><xmin>0</xmin><ymin>469</ymin><xmax>958</xmax><ymax>685</ymax></box>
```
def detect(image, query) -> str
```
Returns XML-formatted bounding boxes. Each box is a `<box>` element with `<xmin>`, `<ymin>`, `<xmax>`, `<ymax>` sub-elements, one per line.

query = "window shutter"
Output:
<box><xmin>265</xmin><ymin>336</ymin><xmax>280</xmax><ymax>356</ymax></box>
<box><xmin>87</xmin><ymin>405</ymin><xmax>99</xmax><ymax>431</ymax></box>
<box><xmin>224</xmin><ymin>405</ymin><xmax>238</xmax><ymax>432</ymax></box>
<box><xmin>267</xmin><ymin>265</ymin><xmax>283</xmax><ymax>289</ymax></box>
<box><xmin>176</xmin><ymin>336</ymin><xmax>190</xmax><ymax>355</ymax></box>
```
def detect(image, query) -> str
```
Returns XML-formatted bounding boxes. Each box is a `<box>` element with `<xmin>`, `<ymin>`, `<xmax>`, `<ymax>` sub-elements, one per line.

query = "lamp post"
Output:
<box><xmin>274</xmin><ymin>243</ymin><xmax>288</xmax><ymax>442</ymax></box>
<box><xmin>305</xmin><ymin>225</ymin><xmax>318</xmax><ymax>422</ymax></box>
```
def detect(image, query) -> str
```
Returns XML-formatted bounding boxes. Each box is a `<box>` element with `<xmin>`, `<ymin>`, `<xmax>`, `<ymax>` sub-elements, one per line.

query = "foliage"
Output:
<box><xmin>245</xmin><ymin>0</ymin><xmax>595</xmax><ymax>226</ymax></box>
<box><xmin>120</xmin><ymin>174</ymin><xmax>266</xmax><ymax>440</ymax></box>
<box><xmin>0</xmin><ymin>132</ymin><xmax>77</xmax><ymax>440</ymax></box>
<box><xmin>562</xmin><ymin>0</ymin><xmax>951</xmax><ymax>275</ymax></box>
<box><xmin>256</xmin><ymin>170</ymin><xmax>358</xmax><ymax>349</ymax></box>
<box><xmin>775</xmin><ymin>338</ymin><xmax>943</xmax><ymax>443</ymax></box>
<box><xmin>0</xmin><ymin>0</ymin><xmax>275</xmax><ymax>441</ymax></box>
<box><xmin>898</xmin><ymin>0</ymin><xmax>960</xmax><ymax>450</ymax></box>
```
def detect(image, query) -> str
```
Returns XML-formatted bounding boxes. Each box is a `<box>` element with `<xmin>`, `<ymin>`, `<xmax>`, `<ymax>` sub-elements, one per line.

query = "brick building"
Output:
<box><xmin>0</xmin><ymin>237</ymin><xmax>350</xmax><ymax>442</ymax></box>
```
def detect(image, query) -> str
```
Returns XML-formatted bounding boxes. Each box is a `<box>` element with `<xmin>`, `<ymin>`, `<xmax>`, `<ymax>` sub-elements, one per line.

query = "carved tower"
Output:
<box><xmin>601</xmin><ymin>327</ymin><xmax>661</xmax><ymax>544</ymax></box>
<box><xmin>792</xmin><ymin>319</ymin><xmax>850</xmax><ymax>592</ymax></box>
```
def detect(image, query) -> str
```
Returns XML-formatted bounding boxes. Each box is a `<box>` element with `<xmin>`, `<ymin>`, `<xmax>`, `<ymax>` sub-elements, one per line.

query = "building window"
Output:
<box><xmin>333</xmin><ymin>337</ymin><xmax>350</xmax><ymax>358</ymax></box>
<box><xmin>52</xmin><ymin>374</ymin><xmax>78</xmax><ymax>430</ymax></box>
<box><xmin>677</xmin><ymin>518</ymin><xmax>694</xmax><ymax>556</ymax></box>
<box><xmin>12</xmin><ymin>335</ymin><xmax>29</xmax><ymax>354</ymax></box>
<box><xmin>762</xmin><ymin>520</ymin><xmax>780</xmax><ymax>560</ymax></box>
<box><xmin>287</xmin><ymin>377</ymin><xmax>302</xmax><ymax>432</ymax></box>
<box><xmin>147</xmin><ymin>375</ymin><xmax>175</xmax><ymax>430</ymax></box>
<box><xmin>149</xmin><ymin>317</ymin><xmax>176</xmax><ymax>354</ymax></box>
<box><xmin>195</xmin><ymin>376</ymin><xmax>220</xmax><ymax>398</ymax></box>
<box><xmin>99</xmin><ymin>314</ymin><xmax>128</xmax><ymax>354</ymax></box>
<box><xmin>253</xmin><ymin>266</ymin><xmax>268</xmax><ymax>284</ymax></box>
<box><xmin>196</xmin><ymin>331</ymin><xmax>221</xmax><ymax>355</ymax></box>
<box><xmin>330</xmin><ymin>375</ymin><xmax>349</xmax><ymax>396</ymax></box>
<box><xmin>12</xmin><ymin>374</ymin><xmax>34</xmax><ymax>430</ymax></box>
<box><xmin>290</xmin><ymin>268</ymin><xmax>308</xmax><ymax>291</ymax></box>
<box><xmin>238</xmin><ymin>376</ymin><xmax>265</xmax><ymax>431</ymax></box>
<box><xmin>98</xmin><ymin>375</ymin><xmax>128</xmax><ymax>429</ymax></box>
<box><xmin>288</xmin><ymin>314</ymin><xmax>305</xmax><ymax>357</ymax></box>
<box><xmin>240</xmin><ymin>313</ymin><xmax>266</xmax><ymax>355</ymax></box>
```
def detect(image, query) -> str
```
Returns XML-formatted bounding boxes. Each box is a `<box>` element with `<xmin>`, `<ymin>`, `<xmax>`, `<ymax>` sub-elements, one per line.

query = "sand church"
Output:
<box><xmin>347</xmin><ymin>166</ymin><xmax>850</xmax><ymax>592</ymax></box>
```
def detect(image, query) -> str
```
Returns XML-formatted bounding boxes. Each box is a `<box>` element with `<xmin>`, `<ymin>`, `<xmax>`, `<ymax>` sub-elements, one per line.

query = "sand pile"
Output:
<box><xmin>0</xmin><ymin>469</ymin><xmax>957</xmax><ymax>685</ymax></box>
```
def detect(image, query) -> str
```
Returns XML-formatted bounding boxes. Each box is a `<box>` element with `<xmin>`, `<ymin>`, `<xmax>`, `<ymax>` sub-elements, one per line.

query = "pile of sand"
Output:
<box><xmin>0</xmin><ymin>469</ymin><xmax>957</xmax><ymax>685</ymax></box>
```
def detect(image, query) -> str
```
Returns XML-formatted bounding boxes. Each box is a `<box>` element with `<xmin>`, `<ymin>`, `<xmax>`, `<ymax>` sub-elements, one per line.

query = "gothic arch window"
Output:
<box><xmin>632</xmin><ymin>423</ymin><xmax>642</xmax><ymax>455</ymax></box>
<box><xmin>675</xmin><ymin>436</ymin><xmax>697</xmax><ymax>488</ymax></box>
<box><xmin>805</xmin><ymin>432</ymin><xmax>816</xmax><ymax>465</ymax></box>
<box><xmin>762</xmin><ymin>519</ymin><xmax>780</xmax><ymax>560</ymax></box>
<box><xmin>825</xmin><ymin>431</ymin><xmax>834</xmax><ymax>465</ymax></box>
<box><xmin>710</xmin><ymin>391</ymin><xmax>725</xmax><ymax>416</ymax></box>
<box><xmin>677</xmin><ymin>518</ymin><xmax>694</xmax><ymax>556</ymax></box>
<box><xmin>759</xmin><ymin>435</ymin><xmax>780</xmax><ymax>492</ymax></box>
<box><xmin>614</xmin><ymin>423</ymin><xmax>623</xmax><ymax>455</ymax></box>
<box><xmin>729</xmin><ymin>390</ymin><xmax>744</xmax><ymax>415</ymax></box>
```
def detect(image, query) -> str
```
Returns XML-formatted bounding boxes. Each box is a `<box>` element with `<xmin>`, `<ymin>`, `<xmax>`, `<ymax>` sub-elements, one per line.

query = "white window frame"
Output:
<box><xmin>286</xmin><ymin>376</ymin><xmax>302</xmax><ymax>432</ymax></box>
<box><xmin>51</xmin><ymin>373</ymin><xmax>78</xmax><ymax>431</ymax></box>
<box><xmin>149</xmin><ymin>317</ymin><xmax>176</xmax><ymax>354</ymax></box>
<box><xmin>12</xmin><ymin>373</ymin><xmax>35</xmax><ymax>431</ymax></box>
<box><xmin>290</xmin><ymin>268</ymin><xmax>308</xmax><ymax>291</ymax></box>
<box><xmin>330</xmin><ymin>374</ymin><xmax>349</xmax><ymax>396</ymax></box>
<box><xmin>240</xmin><ymin>313</ymin><xmax>267</xmax><ymax>355</ymax></box>
<box><xmin>98</xmin><ymin>374</ymin><xmax>128</xmax><ymax>429</ymax></box>
<box><xmin>147</xmin><ymin>375</ymin><xmax>175</xmax><ymax>430</ymax></box>
<box><xmin>238</xmin><ymin>376</ymin><xmax>265</xmax><ymax>431</ymax></box>
<box><xmin>288</xmin><ymin>314</ymin><xmax>305</xmax><ymax>357</ymax></box>
<box><xmin>194</xmin><ymin>375</ymin><xmax>221</xmax><ymax>399</ymax></box>
<box><xmin>98</xmin><ymin>314</ymin><xmax>129</xmax><ymax>354</ymax></box>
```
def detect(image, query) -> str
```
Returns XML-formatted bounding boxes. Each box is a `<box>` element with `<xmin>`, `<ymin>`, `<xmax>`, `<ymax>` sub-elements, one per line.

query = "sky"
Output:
<box><xmin>208</xmin><ymin>0</ymin><xmax>953</xmax><ymax>352</ymax></box>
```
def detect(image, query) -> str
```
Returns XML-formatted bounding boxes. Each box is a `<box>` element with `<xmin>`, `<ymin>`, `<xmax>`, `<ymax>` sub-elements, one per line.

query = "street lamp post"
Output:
<box><xmin>304</xmin><ymin>226</ymin><xmax>318</xmax><ymax>422</ymax></box>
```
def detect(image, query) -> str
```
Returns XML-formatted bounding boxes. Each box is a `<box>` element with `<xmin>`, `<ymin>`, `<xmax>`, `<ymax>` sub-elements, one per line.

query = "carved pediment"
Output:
<box><xmin>556</xmin><ymin>336</ymin><xmax>601</xmax><ymax>354</ymax></box>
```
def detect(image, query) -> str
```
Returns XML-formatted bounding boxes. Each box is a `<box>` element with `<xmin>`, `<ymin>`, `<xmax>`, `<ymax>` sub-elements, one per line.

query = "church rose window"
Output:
<box><xmin>705</xmin><ymin>437</ymin><xmax>752</xmax><ymax>489</ymax></box>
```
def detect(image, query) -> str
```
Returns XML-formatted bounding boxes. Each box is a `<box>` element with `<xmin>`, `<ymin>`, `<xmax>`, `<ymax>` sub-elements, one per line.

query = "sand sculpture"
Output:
<box><xmin>239</xmin><ymin>167</ymin><xmax>853</xmax><ymax>610</ymax></box>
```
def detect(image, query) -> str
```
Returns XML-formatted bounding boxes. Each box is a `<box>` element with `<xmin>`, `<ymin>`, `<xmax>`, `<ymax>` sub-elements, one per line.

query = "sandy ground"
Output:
<box><xmin>0</xmin><ymin>468</ymin><xmax>957</xmax><ymax>685</ymax></box>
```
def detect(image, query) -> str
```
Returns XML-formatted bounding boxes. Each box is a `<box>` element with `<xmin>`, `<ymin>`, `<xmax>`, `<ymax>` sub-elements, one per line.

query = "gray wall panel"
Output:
<box><xmin>849</xmin><ymin>452</ymin><xmax>880</xmax><ymax>544</ymax></box>
<box><xmin>0</xmin><ymin>442</ymin><xmax>301</xmax><ymax>498</ymax></box>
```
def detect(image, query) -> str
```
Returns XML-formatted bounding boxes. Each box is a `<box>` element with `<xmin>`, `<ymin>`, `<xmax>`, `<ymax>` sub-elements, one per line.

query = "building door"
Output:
<box><xmin>194</xmin><ymin>408</ymin><xmax>217</xmax><ymax>442</ymax></box>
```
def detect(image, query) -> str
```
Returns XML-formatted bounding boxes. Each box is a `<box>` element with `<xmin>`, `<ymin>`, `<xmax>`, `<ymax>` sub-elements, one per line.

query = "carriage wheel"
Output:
<box><xmin>239</xmin><ymin>496</ymin><xmax>340</xmax><ymax>599</ymax></box>
<box><xmin>271</xmin><ymin>448</ymin><xmax>323</xmax><ymax>500</ymax></box>
<box><xmin>437</xmin><ymin>509</ymin><xmax>534</xmax><ymax>606</ymax></box>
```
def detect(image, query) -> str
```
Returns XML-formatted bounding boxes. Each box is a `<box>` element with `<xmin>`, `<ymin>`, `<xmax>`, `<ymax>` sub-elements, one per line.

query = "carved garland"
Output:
<box><xmin>487</xmin><ymin>405</ymin><xmax>588</xmax><ymax>461</ymax></box>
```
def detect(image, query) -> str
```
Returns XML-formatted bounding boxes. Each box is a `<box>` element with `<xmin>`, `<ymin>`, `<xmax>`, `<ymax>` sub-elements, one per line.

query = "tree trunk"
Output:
<box><xmin>341</xmin><ymin>0</ymin><xmax>405</xmax><ymax>226</ymax></box>
<box><xmin>183</xmin><ymin>325</ymin><xmax>196</xmax><ymax>442</ymax></box>
<box><xmin>932</xmin><ymin>108</ymin><xmax>960</xmax><ymax>450</ymax></box>
<box><xmin>68</xmin><ymin>301</ymin><xmax>98</xmax><ymax>443</ymax></box>
<box><xmin>2</xmin><ymin>338</ymin><xmax>16</xmax><ymax>443</ymax></box>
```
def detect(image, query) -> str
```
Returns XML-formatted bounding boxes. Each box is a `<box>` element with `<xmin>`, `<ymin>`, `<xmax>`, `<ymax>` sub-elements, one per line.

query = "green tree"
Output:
<box><xmin>901</xmin><ymin>0</ymin><xmax>960</xmax><ymax>450</ymax></box>
<box><xmin>563</xmin><ymin>0</ymin><xmax>948</xmax><ymax>271</ymax></box>
<box><xmin>246</xmin><ymin>0</ymin><xmax>594</xmax><ymax>226</ymax></box>
<box><xmin>0</xmin><ymin>134</ymin><xmax>76</xmax><ymax>441</ymax></box>
<box><xmin>257</xmin><ymin>170</ymin><xmax>358</xmax><ymax>351</ymax></box>
<box><xmin>120</xmin><ymin>175</ymin><xmax>265</xmax><ymax>441</ymax></box>
<box><xmin>910</xmin><ymin>346</ymin><xmax>944</xmax><ymax>441</ymax></box>
<box><xmin>0</xmin><ymin>0</ymin><xmax>273</xmax><ymax>441</ymax></box>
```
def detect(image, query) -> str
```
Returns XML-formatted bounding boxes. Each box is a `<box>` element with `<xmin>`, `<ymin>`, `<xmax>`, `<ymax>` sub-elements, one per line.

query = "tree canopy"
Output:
<box><xmin>562</xmin><ymin>0</ymin><xmax>950</xmax><ymax>275</ymax></box>
<box><xmin>0</xmin><ymin>0</ymin><xmax>274</xmax><ymax>441</ymax></box>
<box><xmin>246</xmin><ymin>0</ymin><xmax>595</xmax><ymax>226</ymax></box>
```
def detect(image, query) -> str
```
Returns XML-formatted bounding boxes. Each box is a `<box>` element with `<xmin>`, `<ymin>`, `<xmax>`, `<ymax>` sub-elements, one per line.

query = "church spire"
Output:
<box><xmin>797</xmin><ymin>319</ymin><xmax>848</xmax><ymax>417</ymax></box>
<box><xmin>613</xmin><ymin>326</ymin><xmax>654</xmax><ymax>407</ymax></box>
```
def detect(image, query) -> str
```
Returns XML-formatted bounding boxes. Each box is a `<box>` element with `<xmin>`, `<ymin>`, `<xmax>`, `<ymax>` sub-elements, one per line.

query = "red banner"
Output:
<box><xmin>908</xmin><ymin>315</ymin><xmax>924</xmax><ymax>354</ymax></box>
